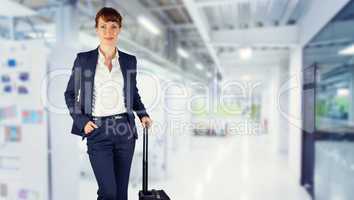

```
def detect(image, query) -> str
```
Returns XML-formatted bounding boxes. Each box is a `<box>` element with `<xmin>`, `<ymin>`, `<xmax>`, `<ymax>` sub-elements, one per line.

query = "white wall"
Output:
<box><xmin>266</xmin><ymin>60</ymin><xmax>292</xmax><ymax>154</ymax></box>
<box><xmin>0</xmin><ymin>40</ymin><xmax>49</xmax><ymax>200</ymax></box>
<box><xmin>260</xmin><ymin>84</ymin><xmax>271</xmax><ymax>135</ymax></box>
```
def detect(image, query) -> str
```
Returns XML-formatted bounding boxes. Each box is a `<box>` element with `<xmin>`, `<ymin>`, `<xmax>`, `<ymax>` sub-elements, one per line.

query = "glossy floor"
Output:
<box><xmin>80</xmin><ymin>134</ymin><xmax>311</xmax><ymax>200</ymax></box>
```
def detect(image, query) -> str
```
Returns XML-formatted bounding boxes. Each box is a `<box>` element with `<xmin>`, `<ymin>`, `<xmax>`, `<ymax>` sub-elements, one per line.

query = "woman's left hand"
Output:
<box><xmin>141</xmin><ymin>116</ymin><xmax>152</xmax><ymax>128</ymax></box>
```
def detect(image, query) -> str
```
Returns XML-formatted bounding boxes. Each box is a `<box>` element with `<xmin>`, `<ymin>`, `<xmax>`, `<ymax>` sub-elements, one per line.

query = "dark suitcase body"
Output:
<box><xmin>138</xmin><ymin>190</ymin><xmax>170</xmax><ymax>200</ymax></box>
<box><xmin>138</xmin><ymin>128</ymin><xmax>171</xmax><ymax>200</ymax></box>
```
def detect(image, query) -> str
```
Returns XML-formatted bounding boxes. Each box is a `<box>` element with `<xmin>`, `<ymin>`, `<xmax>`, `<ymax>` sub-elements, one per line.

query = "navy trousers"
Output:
<box><xmin>86</xmin><ymin>115</ymin><xmax>136</xmax><ymax>200</ymax></box>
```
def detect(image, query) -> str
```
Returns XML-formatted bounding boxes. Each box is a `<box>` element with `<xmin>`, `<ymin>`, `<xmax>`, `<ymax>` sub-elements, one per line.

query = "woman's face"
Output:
<box><xmin>96</xmin><ymin>17</ymin><xmax>121</xmax><ymax>47</ymax></box>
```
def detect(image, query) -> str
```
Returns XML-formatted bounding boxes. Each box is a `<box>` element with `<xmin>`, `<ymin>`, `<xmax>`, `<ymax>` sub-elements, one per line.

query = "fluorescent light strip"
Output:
<box><xmin>195</xmin><ymin>63</ymin><xmax>203</xmax><ymax>70</ymax></box>
<box><xmin>337</xmin><ymin>88</ymin><xmax>349</xmax><ymax>96</ymax></box>
<box><xmin>339</xmin><ymin>44</ymin><xmax>354</xmax><ymax>55</ymax></box>
<box><xmin>239</xmin><ymin>47</ymin><xmax>253</xmax><ymax>60</ymax></box>
<box><xmin>137</xmin><ymin>16</ymin><xmax>161</xmax><ymax>35</ymax></box>
<box><xmin>177</xmin><ymin>47</ymin><xmax>189</xmax><ymax>58</ymax></box>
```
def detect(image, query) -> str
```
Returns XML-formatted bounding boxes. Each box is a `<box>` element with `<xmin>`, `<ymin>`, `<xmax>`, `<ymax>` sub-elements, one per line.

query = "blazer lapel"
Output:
<box><xmin>118</xmin><ymin>50</ymin><xmax>131</xmax><ymax>111</ymax></box>
<box><xmin>118</xmin><ymin>50</ymin><xmax>127</xmax><ymax>81</ymax></box>
<box><xmin>87</xmin><ymin>47</ymin><xmax>99</xmax><ymax>76</ymax></box>
<box><xmin>83</xmin><ymin>47</ymin><xmax>98</xmax><ymax>114</ymax></box>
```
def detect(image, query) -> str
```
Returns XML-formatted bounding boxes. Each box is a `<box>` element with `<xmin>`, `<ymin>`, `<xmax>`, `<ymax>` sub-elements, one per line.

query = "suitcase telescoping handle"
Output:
<box><xmin>142</xmin><ymin>127</ymin><xmax>148</xmax><ymax>193</ymax></box>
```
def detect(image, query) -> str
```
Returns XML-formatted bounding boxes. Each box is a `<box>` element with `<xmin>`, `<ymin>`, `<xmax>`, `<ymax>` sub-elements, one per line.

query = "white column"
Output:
<box><xmin>48</xmin><ymin>2</ymin><xmax>81</xmax><ymax>200</ymax></box>
<box><xmin>278</xmin><ymin>61</ymin><xmax>290</xmax><ymax>154</ymax></box>
<box><xmin>287</xmin><ymin>46</ymin><xmax>303</xmax><ymax>182</ymax></box>
<box><xmin>269</xmin><ymin>65</ymin><xmax>281</xmax><ymax>153</ymax></box>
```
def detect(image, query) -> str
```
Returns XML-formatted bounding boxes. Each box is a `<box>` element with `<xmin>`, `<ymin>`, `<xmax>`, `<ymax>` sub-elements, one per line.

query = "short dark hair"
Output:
<box><xmin>95</xmin><ymin>7</ymin><xmax>122</xmax><ymax>28</ymax></box>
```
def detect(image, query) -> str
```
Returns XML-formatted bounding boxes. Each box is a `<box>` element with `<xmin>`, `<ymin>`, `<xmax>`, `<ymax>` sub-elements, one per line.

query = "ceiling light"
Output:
<box><xmin>195</xmin><ymin>63</ymin><xmax>203</xmax><ymax>70</ymax></box>
<box><xmin>241</xmin><ymin>75</ymin><xmax>251</xmax><ymax>81</ymax></box>
<box><xmin>239</xmin><ymin>47</ymin><xmax>253</xmax><ymax>60</ymax></box>
<box><xmin>337</xmin><ymin>88</ymin><xmax>349</xmax><ymax>96</ymax></box>
<box><xmin>137</xmin><ymin>16</ymin><xmax>161</xmax><ymax>35</ymax></box>
<box><xmin>339</xmin><ymin>44</ymin><xmax>354</xmax><ymax>55</ymax></box>
<box><xmin>177</xmin><ymin>47</ymin><xmax>189</xmax><ymax>59</ymax></box>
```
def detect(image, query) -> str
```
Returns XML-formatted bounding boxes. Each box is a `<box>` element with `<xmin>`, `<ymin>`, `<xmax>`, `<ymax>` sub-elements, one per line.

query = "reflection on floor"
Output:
<box><xmin>315</xmin><ymin>141</ymin><xmax>354</xmax><ymax>200</ymax></box>
<box><xmin>80</xmin><ymin>134</ymin><xmax>311</xmax><ymax>200</ymax></box>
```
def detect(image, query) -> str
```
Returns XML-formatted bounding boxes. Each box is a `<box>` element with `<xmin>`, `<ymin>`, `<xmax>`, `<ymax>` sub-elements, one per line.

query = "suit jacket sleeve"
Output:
<box><xmin>64</xmin><ymin>54</ymin><xmax>90</xmax><ymax>134</ymax></box>
<box><xmin>132</xmin><ymin>56</ymin><xmax>150</xmax><ymax>120</ymax></box>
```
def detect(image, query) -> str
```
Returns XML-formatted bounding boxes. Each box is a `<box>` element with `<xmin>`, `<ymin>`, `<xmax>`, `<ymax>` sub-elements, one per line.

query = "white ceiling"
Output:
<box><xmin>6</xmin><ymin>0</ymin><xmax>314</xmax><ymax>81</ymax></box>
<box><xmin>0</xmin><ymin>0</ymin><xmax>37</xmax><ymax>17</ymax></box>
<box><xmin>140</xmin><ymin>0</ymin><xmax>310</xmax><ymax>79</ymax></box>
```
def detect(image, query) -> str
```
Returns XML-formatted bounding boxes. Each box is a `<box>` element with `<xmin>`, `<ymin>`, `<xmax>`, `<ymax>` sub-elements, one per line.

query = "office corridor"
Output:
<box><xmin>2</xmin><ymin>0</ymin><xmax>354</xmax><ymax>199</ymax></box>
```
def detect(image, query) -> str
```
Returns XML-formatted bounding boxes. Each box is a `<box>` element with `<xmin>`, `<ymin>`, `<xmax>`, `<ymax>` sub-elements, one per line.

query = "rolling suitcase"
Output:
<box><xmin>138</xmin><ymin>127</ymin><xmax>171</xmax><ymax>200</ymax></box>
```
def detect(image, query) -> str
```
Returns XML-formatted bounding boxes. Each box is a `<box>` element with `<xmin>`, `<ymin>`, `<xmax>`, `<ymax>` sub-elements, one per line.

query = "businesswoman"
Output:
<box><xmin>64</xmin><ymin>7</ymin><xmax>152</xmax><ymax>200</ymax></box>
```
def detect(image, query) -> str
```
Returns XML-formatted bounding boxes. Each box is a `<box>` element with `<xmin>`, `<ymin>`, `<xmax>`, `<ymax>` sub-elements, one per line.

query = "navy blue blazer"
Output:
<box><xmin>64</xmin><ymin>47</ymin><xmax>149</xmax><ymax>140</ymax></box>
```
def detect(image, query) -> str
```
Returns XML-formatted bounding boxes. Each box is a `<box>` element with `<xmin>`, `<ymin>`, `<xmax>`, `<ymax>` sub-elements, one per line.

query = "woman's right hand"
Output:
<box><xmin>84</xmin><ymin>121</ymin><xmax>98</xmax><ymax>135</ymax></box>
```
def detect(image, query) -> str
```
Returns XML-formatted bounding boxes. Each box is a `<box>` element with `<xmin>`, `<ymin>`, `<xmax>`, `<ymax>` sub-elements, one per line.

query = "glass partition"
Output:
<box><xmin>303</xmin><ymin>1</ymin><xmax>354</xmax><ymax>199</ymax></box>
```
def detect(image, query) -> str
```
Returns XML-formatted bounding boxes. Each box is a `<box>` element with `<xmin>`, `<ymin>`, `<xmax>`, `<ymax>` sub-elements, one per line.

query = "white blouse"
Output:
<box><xmin>92</xmin><ymin>48</ymin><xmax>126</xmax><ymax>117</ymax></box>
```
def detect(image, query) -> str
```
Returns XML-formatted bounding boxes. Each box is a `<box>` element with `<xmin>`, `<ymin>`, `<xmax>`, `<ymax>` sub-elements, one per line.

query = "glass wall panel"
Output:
<box><xmin>303</xmin><ymin>1</ymin><xmax>354</xmax><ymax>199</ymax></box>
